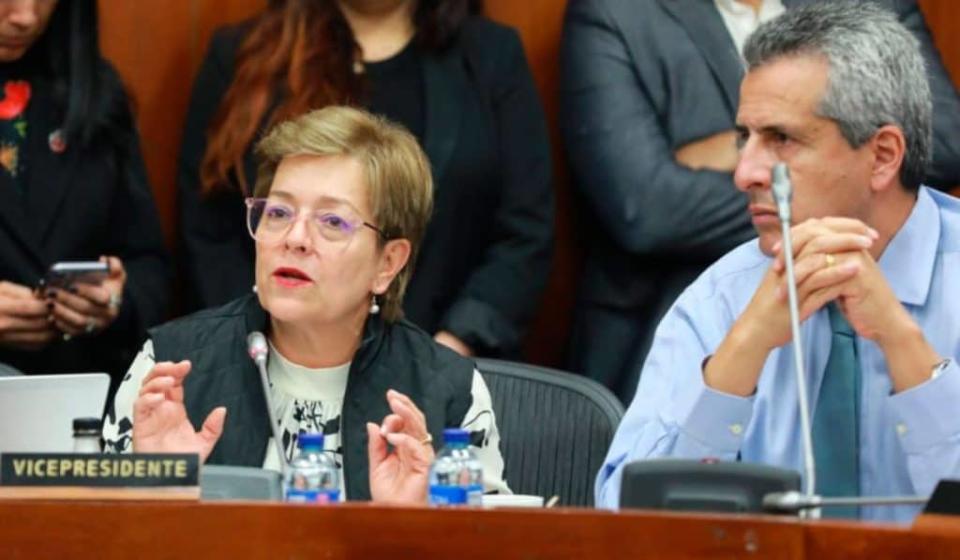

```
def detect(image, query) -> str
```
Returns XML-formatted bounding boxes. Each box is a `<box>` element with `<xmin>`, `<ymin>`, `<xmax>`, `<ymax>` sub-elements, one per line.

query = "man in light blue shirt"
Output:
<box><xmin>597</xmin><ymin>2</ymin><xmax>960</xmax><ymax>522</ymax></box>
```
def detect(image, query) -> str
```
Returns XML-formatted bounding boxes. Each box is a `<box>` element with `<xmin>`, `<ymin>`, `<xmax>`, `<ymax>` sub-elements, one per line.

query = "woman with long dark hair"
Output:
<box><xmin>178</xmin><ymin>0</ymin><xmax>552</xmax><ymax>358</ymax></box>
<box><xmin>0</xmin><ymin>1</ymin><xmax>169</xmax><ymax>390</ymax></box>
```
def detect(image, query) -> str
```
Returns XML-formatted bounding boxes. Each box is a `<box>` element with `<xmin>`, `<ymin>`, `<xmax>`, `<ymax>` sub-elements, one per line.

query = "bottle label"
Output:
<box><xmin>466</xmin><ymin>483</ymin><xmax>483</xmax><ymax>506</ymax></box>
<box><xmin>285</xmin><ymin>488</ymin><xmax>341</xmax><ymax>504</ymax></box>
<box><xmin>429</xmin><ymin>484</ymin><xmax>468</xmax><ymax>505</ymax></box>
<box><xmin>429</xmin><ymin>484</ymin><xmax>483</xmax><ymax>506</ymax></box>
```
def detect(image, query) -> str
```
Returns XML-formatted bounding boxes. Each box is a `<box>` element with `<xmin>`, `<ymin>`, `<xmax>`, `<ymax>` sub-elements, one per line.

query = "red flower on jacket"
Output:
<box><xmin>0</xmin><ymin>81</ymin><xmax>31</xmax><ymax>120</ymax></box>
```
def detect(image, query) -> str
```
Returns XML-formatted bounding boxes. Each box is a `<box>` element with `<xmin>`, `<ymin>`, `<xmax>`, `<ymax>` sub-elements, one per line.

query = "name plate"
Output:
<box><xmin>0</xmin><ymin>453</ymin><xmax>199</xmax><ymax>487</ymax></box>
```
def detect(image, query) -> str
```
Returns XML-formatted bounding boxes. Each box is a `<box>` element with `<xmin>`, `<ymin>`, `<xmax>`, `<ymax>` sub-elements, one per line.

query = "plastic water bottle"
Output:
<box><xmin>428</xmin><ymin>428</ymin><xmax>483</xmax><ymax>506</ymax></box>
<box><xmin>284</xmin><ymin>433</ymin><xmax>340</xmax><ymax>504</ymax></box>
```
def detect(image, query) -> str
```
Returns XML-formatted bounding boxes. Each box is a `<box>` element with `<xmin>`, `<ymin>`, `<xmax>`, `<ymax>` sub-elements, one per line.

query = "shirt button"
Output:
<box><xmin>729</xmin><ymin>423</ymin><xmax>743</xmax><ymax>436</ymax></box>
<box><xmin>896</xmin><ymin>423</ymin><xmax>908</xmax><ymax>436</ymax></box>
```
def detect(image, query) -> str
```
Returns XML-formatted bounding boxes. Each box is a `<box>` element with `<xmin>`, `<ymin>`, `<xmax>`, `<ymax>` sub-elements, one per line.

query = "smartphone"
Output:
<box><xmin>41</xmin><ymin>261</ymin><xmax>110</xmax><ymax>290</ymax></box>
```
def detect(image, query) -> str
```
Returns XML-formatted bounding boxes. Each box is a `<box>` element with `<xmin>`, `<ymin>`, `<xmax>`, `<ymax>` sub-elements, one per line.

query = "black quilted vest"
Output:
<box><xmin>149</xmin><ymin>294</ymin><xmax>474</xmax><ymax>500</ymax></box>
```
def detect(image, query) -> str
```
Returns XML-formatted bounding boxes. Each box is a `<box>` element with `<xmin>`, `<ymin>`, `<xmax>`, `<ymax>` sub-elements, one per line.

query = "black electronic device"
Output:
<box><xmin>200</xmin><ymin>465</ymin><xmax>282</xmax><ymax>501</ymax></box>
<box><xmin>924</xmin><ymin>480</ymin><xmax>960</xmax><ymax>516</ymax></box>
<box><xmin>620</xmin><ymin>459</ymin><xmax>801</xmax><ymax>515</ymax></box>
<box><xmin>41</xmin><ymin>261</ymin><xmax>109</xmax><ymax>290</ymax></box>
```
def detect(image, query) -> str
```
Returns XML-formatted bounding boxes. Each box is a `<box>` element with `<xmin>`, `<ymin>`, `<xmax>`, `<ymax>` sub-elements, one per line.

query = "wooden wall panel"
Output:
<box><xmin>99</xmin><ymin>1</ymin><xmax>189</xmax><ymax>243</ymax></box>
<box><xmin>485</xmin><ymin>0</ymin><xmax>578</xmax><ymax>366</ymax></box>
<box><xmin>98</xmin><ymin>1</ymin><xmax>960</xmax><ymax>368</ymax></box>
<box><xmin>98</xmin><ymin>0</ymin><xmax>265</xmax><ymax>244</ymax></box>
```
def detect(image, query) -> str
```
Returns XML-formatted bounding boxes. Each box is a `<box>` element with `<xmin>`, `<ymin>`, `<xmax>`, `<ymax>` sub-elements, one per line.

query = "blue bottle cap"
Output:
<box><xmin>297</xmin><ymin>432</ymin><xmax>324</xmax><ymax>450</ymax></box>
<box><xmin>442</xmin><ymin>428</ymin><xmax>470</xmax><ymax>445</ymax></box>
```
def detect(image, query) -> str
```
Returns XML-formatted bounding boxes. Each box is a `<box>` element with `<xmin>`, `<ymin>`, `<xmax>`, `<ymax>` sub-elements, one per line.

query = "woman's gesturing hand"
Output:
<box><xmin>132</xmin><ymin>360</ymin><xmax>226</xmax><ymax>462</ymax></box>
<box><xmin>367</xmin><ymin>389</ymin><xmax>436</xmax><ymax>505</ymax></box>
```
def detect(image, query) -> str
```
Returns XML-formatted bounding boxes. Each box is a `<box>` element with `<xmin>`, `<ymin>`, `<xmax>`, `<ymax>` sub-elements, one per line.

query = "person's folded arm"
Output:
<box><xmin>439</xmin><ymin>27</ymin><xmax>554</xmax><ymax>356</ymax></box>
<box><xmin>560</xmin><ymin>0</ymin><xmax>754</xmax><ymax>261</ymax></box>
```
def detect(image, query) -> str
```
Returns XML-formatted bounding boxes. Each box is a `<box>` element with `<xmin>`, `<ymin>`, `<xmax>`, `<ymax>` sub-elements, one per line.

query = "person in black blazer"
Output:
<box><xmin>0</xmin><ymin>1</ymin><xmax>169</xmax><ymax>390</ymax></box>
<box><xmin>560</xmin><ymin>0</ymin><xmax>960</xmax><ymax>402</ymax></box>
<box><xmin>178</xmin><ymin>0</ymin><xmax>553</xmax><ymax>358</ymax></box>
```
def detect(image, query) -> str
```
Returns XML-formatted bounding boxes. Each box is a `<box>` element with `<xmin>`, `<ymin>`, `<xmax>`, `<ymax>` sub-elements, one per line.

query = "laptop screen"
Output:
<box><xmin>0</xmin><ymin>373</ymin><xmax>109</xmax><ymax>453</ymax></box>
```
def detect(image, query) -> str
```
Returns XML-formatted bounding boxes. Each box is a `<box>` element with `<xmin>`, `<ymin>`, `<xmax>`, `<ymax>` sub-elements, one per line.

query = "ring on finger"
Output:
<box><xmin>824</xmin><ymin>253</ymin><xmax>836</xmax><ymax>268</ymax></box>
<box><xmin>419</xmin><ymin>433</ymin><xmax>434</xmax><ymax>446</ymax></box>
<box><xmin>108</xmin><ymin>292</ymin><xmax>122</xmax><ymax>311</ymax></box>
<box><xmin>85</xmin><ymin>318</ymin><xmax>96</xmax><ymax>334</ymax></box>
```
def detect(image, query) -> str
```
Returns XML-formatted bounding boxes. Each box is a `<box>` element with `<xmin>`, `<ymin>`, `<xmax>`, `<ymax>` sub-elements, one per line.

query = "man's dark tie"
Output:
<box><xmin>812</xmin><ymin>302</ymin><xmax>861</xmax><ymax>518</ymax></box>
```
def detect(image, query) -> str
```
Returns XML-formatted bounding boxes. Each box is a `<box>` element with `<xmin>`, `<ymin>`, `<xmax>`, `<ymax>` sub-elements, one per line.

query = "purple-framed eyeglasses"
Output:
<box><xmin>245</xmin><ymin>197</ymin><xmax>388</xmax><ymax>244</ymax></box>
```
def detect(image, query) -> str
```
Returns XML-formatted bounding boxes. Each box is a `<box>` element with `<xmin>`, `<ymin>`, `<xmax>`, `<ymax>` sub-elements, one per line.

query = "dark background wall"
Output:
<box><xmin>98</xmin><ymin>0</ymin><xmax>960</xmax><ymax>367</ymax></box>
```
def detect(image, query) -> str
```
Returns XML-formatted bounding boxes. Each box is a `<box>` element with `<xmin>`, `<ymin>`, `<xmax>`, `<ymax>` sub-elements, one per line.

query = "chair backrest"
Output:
<box><xmin>476</xmin><ymin>358</ymin><xmax>625</xmax><ymax>507</ymax></box>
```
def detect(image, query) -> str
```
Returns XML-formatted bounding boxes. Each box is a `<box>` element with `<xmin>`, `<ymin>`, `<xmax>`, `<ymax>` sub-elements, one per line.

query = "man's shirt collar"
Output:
<box><xmin>879</xmin><ymin>186</ymin><xmax>940</xmax><ymax>306</ymax></box>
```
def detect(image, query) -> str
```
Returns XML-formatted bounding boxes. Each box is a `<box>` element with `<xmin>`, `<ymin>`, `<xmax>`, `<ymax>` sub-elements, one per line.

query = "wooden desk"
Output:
<box><xmin>0</xmin><ymin>501</ymin><xmax>957</xmax><ymax>559</ymax></box>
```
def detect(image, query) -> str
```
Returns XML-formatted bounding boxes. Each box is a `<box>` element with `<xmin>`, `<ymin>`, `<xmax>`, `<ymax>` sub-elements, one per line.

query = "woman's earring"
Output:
<box><xmin>369</xmin><ymin>294</ymin><xmax>380</xmax><ymax>315</ymax></box>
<box><xmin>252</xmin><ymin>284</ymin><xmax>258</xmax><ymax>293</ymax></box>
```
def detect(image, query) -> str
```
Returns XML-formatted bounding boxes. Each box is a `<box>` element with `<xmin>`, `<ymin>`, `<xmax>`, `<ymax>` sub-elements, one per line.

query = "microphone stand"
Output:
<box><xmin>247</xmin><ymin>332</ymin><xmax>289</xmax><ymax>479</ymax></box>
<box><xmin>772</xmin><ymin>163</ymin><xmax>818</xmax><ymax>518</ymax></box>
<box><xmin>763</xmin><ymin>490</ymin><xmax>927</xmax><ymax>515</ymax></box>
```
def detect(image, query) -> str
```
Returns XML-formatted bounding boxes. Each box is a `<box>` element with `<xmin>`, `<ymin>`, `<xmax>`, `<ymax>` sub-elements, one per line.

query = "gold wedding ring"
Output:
<box><xmin>825</xmin><ymin>254</ymin><xmax>836</xmax><ymax>268</ymax></box>
<box><xmin>420</xmin><ymin>433</ymin><xmax>434</xmax><ymax>446</ymax></box>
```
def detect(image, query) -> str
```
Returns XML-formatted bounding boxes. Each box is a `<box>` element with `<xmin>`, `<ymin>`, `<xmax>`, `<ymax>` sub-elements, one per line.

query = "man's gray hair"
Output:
<box><xmin>743</xmin><ymin>1</ymin><xmax>932</xmax><ymax>190</ymax></box>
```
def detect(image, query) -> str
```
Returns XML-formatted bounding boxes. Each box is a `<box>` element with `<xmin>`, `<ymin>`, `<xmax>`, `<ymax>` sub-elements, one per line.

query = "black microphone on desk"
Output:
<box><xmin>763</xmin><ymin>491</ymin><xmax>927</xmax><ymax>514</ymax></box>
<box><xmin>247</xmin><ymin>331</ymin><xmax>289</xmax><ymax>477</ymax></box>
<box><xmin>772</xmin><ymin>163</ymin><xmax>818</xmax><ymax>517</ymax></box>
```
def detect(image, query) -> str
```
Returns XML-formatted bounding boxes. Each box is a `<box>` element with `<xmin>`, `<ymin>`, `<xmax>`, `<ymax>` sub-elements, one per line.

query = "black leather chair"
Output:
<box><xmin>476</xmin><ymin>358</ymin><xmax>625</xmax><ymax>507</ymax></box>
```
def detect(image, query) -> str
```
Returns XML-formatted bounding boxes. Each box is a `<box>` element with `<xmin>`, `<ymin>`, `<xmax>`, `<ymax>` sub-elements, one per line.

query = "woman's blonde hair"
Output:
<box><xmin>254</xmin><ymin>106</ymin><xmax>434</xmax><ymax>322</ymax></box>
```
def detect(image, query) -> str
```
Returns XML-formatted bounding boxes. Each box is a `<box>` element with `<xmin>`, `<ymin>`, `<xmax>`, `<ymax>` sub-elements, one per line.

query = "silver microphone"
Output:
<box><xmin>246</xmin><ymin>331</ymin><xmax>288</xmax><ymax>476</ymax></box>
<box><xmin>771</xmin><ymin>163</ymin><xmax>818</xmax><ymax>516</ymax></box>
<box><xmin>247</xmin><ymin>331</ymin><xmax>269</xmax><ymax>367</ymax></box>
<box><xmin>763</xmin><ymin>491</ymin><xmax>927</xmax><ymax>514</ymax></box>
<box><xmin>772</xmin><ymin>164</ymin><xmax>793</xmax><ymax>221</ymax></box>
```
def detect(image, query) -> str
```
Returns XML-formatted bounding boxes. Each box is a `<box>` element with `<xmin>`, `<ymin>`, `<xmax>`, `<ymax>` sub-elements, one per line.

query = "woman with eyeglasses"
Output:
<box><xmin>178</xmin><ymin>0</ymin><xmax>553</xmax><ymax>360</ymax></box>
<box><xmin>0</xmin><ymin>1</ymin><xmax>168</xmax><ymax>390</ymax></box>
<box><xmin>104</xmin><ymin>106</ymin><xmax>508</xmax><ymax>503</ymax></box>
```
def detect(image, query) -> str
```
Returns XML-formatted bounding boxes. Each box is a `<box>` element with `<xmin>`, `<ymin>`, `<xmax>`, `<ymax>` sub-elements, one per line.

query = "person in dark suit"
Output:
<box><xmin>560</xmin><ymin>0</ymin><xmax>960</xmax><ymax>403</ymax></box>
<box><xmin>0</xmin><ymin>0</ymin><xmax>169</xmax><ymax>391</ymax></box>
<box><xmin>178</xmin><ymin>0</ymin><xmax>553</xmax><ymax>359</ymax></box>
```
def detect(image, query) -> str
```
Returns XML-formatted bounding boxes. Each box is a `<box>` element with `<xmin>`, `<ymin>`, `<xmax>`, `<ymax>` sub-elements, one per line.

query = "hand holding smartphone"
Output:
<box><xmin>41</xmin><ymin>257</ymin><xmax>126</xmax><ymax>340</ymax></box>
<box><xmin>40</xmin><ymin>261</ymin><xmax>110</xmax><ymax>290</ymax></box>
